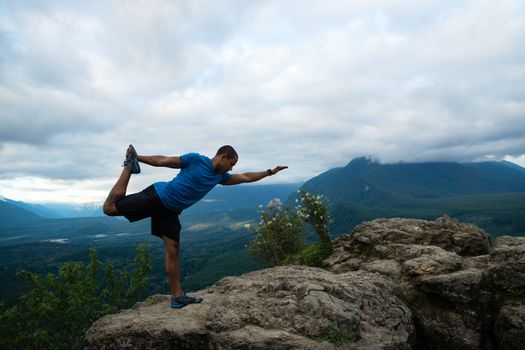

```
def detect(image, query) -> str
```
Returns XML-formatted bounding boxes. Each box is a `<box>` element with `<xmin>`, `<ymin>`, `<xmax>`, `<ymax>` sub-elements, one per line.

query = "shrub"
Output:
<box><xmin>249</xmin><ymin>191</ymin><xmax>334</xmax><ymax>267</ymax></box>
<box><xmin>296</xmin><ymin>191</ymin><xmax>333</xmax><ymax>266</ymax></box>
<box><xmin>248</xmin><ymin>198</ymin><xmax>304</xmax><ymax>266</ymax></box>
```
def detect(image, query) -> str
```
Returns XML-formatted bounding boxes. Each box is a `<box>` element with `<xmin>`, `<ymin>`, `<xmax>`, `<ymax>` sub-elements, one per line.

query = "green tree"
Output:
<box><xmin>248</xmin><ymin>198</ymin><xmax>304</xmax><ymax>266</ymax></box>
<box><xmin>297</xmin><ymin>190</ymin><xmax>333</xmax><ymax>266</ymax></box>
<box><xmin>0</xmin><ymin>244</ymin><xmax>151</xmax><ymax>350</ymax></box>
<box><xmin>249</xmin><ymin>191</ymin><xmax>334</xmax><ymax>267</ymax></box>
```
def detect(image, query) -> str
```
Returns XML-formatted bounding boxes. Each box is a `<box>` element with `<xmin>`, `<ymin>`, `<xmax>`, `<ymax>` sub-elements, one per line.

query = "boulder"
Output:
<box><xmin>85</xmin><ymin>265</ymin><xmax>415</xmax><ymax>349</ymax></box>
<box><xmin>324</xmin><ymin>216</ymin><xmax>525</xmax><ymax>350</ymax></box>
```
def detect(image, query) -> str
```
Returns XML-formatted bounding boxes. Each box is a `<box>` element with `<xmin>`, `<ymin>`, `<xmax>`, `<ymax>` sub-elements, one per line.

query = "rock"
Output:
<box><xmin>413</xmin><ymin>304</ymin><xmax>484</xmax><ymax>350</ymax></box>
<box><xmin>345</xmin><ymin>216</ymin><xmax>491</xmax><ymax>257</ymax></box>
<box><xmin>324</xmin><ymin>217</ymin><xmax>525</xmax><ymax>350</ymax></box>
<box><xmin>489</xmin><ymin>236</ymin><xmax>525</xmax><ymax>291</ymax></box>
<box><xmin>86</xmin><ymin>217</ymin><xmax>524</xmax><ymax>350</ymax></box>
<box><xmin>361</xmin><ymin>259</ymin><xmax>402</xmax><ymax>279</ymax></box>
<box><xmin>85</xmin><ymin>265</ymin><xmax>415</xmax><ymax>349</ymax></box>
<box><xmin>401</xmin><ymin>246</ymin><xmax>463</xmax><ymax>276</ymax></box>
<box><xmin>494</xmin><ymin>302</ymin><xmax>525</xmax><ymax>350</ymax></box>
<box><xmin>83</xmin><ymin>294</ymin><xmax>210</xmax><ymax>349</ymax></box>
<box><xmin>415</xmin><ymin>269</ymin><xmax>487</xmax><ymax>304</ymax></box>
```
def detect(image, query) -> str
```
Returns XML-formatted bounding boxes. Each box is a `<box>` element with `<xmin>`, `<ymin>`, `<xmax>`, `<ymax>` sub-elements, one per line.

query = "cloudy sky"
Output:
<box><xmin>1</xmin><ymin>0</ymin><xmax>524</xmax><ymax>204</ymax></box>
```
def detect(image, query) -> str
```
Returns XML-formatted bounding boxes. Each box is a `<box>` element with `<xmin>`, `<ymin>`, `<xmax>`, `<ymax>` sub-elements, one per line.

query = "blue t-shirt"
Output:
<box><xmin>153</xmin><ymin>153</ymin><xmax>232</xmax><ymax>212</ymax></box>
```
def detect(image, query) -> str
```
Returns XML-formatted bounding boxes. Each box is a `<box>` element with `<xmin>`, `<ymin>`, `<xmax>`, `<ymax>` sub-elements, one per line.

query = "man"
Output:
<box><xmin>103</xmin><ymin>145</ymin><xmax>287</xmax><ymax>308</ymax></box>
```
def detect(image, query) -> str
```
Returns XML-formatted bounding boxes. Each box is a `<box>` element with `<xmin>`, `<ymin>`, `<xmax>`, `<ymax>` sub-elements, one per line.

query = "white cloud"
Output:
<box><xmin>1</xmin><ymin>0</ymin><xmax>525</xmax><ymax>203</ymax></box>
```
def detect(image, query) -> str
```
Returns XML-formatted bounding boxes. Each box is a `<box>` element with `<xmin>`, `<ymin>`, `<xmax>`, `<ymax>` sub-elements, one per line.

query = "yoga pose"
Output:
<box><xmin>103</xmin><ymin>145</ymin><xmax>287</xmax><ymax>308</ymax></box>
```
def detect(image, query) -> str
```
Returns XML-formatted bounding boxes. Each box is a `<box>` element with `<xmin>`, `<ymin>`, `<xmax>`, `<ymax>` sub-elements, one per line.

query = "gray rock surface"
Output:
<box><xmin>85</xmin><ymin>216</ymin><xmax>524</xmax><ymax>349</ymax></box>
<box><xmin>325</xmin><ymin>216</ymin><xmax>524</xmax><ymax>350</ymax></box>
<box><xmin>85</xmin><ymin>265</ymin><xmax>414</xmax><ymax>349</ymax></box>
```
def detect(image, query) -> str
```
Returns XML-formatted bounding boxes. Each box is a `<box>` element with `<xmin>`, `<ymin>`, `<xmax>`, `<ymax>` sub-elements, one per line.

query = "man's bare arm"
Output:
<box><xmin>225</xmin><ymin>166</ymin><xmax>288</xmax><ymax>185</ymax></box>
<box><xmin>137</xmin><ymin>155</ymin><xmax>182</xmax><ymax>169</ymax></box>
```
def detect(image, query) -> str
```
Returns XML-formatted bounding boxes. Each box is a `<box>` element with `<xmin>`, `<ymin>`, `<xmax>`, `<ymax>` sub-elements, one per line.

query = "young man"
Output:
<box><xmin>103</xmin><ymin>145</ymin><xmax>287</xmax><ymax>308</ymax></box>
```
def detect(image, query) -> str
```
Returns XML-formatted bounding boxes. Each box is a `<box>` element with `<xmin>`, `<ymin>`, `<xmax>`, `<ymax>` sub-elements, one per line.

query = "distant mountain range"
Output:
<box><xmin>0</xmin><ymin>183</ymin><xmax>300</xmax><ymax>246</ymax></box>
<box><xmin>2</xmin><ymin>158</ymin><xmax>525</xmax><ymax>244</ymax></box>
<box><xmin>298</xmin><ymin>157</ymin><xmax>525</xmax><ymax>236</ymax></box>
<box><xmin>0</xmin><ymin>183</ymin><xmax>301</xmax><ymax>220</ymax></box>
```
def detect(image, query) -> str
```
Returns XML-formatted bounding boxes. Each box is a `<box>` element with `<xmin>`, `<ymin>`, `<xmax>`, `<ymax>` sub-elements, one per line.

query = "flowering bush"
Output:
<box><xmin>249</xmin><ymin>191</ymin><xmax>333</xmax><ymax>267</ymax></box>
<box><xmin>296</xmin><ymin>190</ymin><xmax>333</xmax><ymax>265</ymax></box>
<box><xmin>248</xmin><ymin>198</ymin><xmax>304</xmax><ymax>266</ymax></box>
<box><xmin>296</xmin><ymin>191</ymin><xmax>331</xmax><ymax>245</ymax></box>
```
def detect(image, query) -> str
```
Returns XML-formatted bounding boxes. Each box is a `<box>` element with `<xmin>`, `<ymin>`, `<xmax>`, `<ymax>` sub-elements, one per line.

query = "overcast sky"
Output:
<box><xmin>1</xmin><ymin>0</ymin><xmax>524</xmax><ymax>204</ymax></box>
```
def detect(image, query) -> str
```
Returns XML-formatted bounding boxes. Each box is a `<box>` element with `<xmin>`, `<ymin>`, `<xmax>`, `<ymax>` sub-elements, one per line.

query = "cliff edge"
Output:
<box><xmin>85</xmin><ymin>216</ymin><xmax>524</xmax><ymax>349</ymax></box>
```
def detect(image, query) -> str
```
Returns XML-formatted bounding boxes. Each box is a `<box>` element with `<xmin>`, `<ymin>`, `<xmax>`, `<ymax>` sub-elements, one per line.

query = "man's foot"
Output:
<box><xmin>123</xmin><ymin>144</ymin><xmax>141</xmax><ymax>174</ymax></box>
<box><xmin>170</xmin><ymin>292</ymin><xmax>203</xmax><ymax>309</ymax></box>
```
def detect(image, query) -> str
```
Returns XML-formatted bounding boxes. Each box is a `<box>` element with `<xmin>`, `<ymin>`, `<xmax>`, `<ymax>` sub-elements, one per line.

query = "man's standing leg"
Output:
<box><xmin>163</xmin><ymin>234</ymin><xmax>203</xmax><ymax>308</ymax></box>
<box><xmin>162</xmin><ymin>236</ymin><xmax>183</xmax><ymax>297</ymax></box>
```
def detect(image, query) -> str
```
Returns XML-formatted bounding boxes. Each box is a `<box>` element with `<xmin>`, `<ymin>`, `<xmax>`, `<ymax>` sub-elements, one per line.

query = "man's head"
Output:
<box><xmin>216</xmin><ymin>145</ymin><xmax>238</xmax><ymax>160</ymax></box>
<box><xmin>214</xmin><ymin>145</ymin><xmax>238</xmax><ymax>173</ymax></box>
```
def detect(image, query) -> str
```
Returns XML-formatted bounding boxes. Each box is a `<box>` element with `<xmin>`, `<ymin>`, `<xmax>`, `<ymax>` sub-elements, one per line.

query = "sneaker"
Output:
<box><xmin>123</xmin><ymin>144</ymin><xmax>141</xmax><ymax>174</ymax></box>
<box><xmin>170</xmin><ymin>292</ymin><xmax>203</xmax><ymax>309</ymax></box>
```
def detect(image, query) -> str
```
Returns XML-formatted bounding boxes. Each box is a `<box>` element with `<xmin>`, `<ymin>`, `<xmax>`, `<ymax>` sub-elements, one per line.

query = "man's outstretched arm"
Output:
<box><xmin>137</xmin><ymin>155</ymin><xmax>182</xmax><ymax>169</ymax></box>
<box><xmin>225</xmin><ymin>166</ymin><xmax>288</xmax><ymax>185</ymax></box>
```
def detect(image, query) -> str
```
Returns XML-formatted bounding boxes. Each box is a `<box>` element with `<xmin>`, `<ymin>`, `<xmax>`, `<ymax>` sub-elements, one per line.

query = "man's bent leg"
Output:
<box><xmin>103</xmin><ymin>166</ymin><xmax>132</xmax><ymax>216</ymax></box>
<box><xmin>162</xmin><ymin>235</ymin><xmax>183</xmax><ymax>298</ymax></box>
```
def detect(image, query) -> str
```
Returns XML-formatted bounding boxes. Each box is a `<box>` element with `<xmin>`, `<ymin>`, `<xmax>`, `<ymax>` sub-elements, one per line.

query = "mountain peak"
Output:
<box><xmin>345</xmin><ymin>156</ymin><xmax>378</xmax><ymax>168</ymax></box>
<box><xmin>302</xmin><ymin>158</ymin><xmax>525</xmax><ymax>207</ymax></box>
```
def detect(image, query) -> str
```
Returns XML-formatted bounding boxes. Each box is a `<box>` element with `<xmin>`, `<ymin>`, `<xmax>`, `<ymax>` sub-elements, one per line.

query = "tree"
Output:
<box><xmin>0</xmin><ymin>244</ymin><xmax>151</xmax><ymax>350</ymax></box>
<box><xmin>249</xmin><ymin>191</ymin><xmax>334</xmax><ymax>267</ymax></box>
<box><xmin>248</xmin><ymin>198</ymin><xmax>304</xmax><ymax>266</ymax></box>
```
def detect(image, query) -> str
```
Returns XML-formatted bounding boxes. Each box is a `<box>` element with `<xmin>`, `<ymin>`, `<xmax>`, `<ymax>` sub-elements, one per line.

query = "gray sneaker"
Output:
<box><xmin>123</xmin><ymin>144</ymin><xmax>141</xmax><ymax>174</ymax></box>
<box><xmin>170</xmin><ymin>292</ymin><xmax>203</xmax><ymax>309</ymax></box>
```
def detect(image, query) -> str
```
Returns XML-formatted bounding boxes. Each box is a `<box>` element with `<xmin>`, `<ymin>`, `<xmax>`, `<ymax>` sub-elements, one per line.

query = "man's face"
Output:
<box><xmin>219</xmin><ymin>155</ymin><xmax>237</xmax><ymax>173</ymax></box>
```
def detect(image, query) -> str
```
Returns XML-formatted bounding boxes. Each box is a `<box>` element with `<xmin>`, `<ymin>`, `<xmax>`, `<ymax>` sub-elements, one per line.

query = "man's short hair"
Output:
<box><xmin>216</xmin><ymin>145</ymin><xmax>238</xmax><ymax>159</ymax></box>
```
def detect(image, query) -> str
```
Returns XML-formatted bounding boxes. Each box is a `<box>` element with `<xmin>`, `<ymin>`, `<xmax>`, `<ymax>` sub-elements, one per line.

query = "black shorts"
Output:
<box><xmin>115</xmin><ymin>185</ymin><xmax>182</xmax><ymax>242</ymax></box>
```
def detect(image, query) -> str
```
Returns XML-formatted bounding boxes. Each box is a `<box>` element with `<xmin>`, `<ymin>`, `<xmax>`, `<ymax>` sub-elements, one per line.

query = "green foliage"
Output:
<box><xmin>297</xmin><ymin>190</ymin><xmax>333</xmax><ymax>257</ymax></box>
<box><xmin>299</xmin><ymin>243</ymin><xmax>324</xmax><ymax>267</ymax></box>
<box><xmin>248</xmin><ymin>199</ymin><xmax>304</xmax><ymax>266</ymax></box>
<box><xmin>142</xmin><ymin>296</ymin><xmax>159</xmax><ymax>307</ymax></box>
<box><xmin>314</xmin><ymin>327</ymin><xmax>358</xmax><ymax>345</ymax></box>
<box><xmin>0</xmin><ymin>244</ymin><xmax>151</xmax><ymax>350</ymax></box>
<box><xmin>249</xmin><ymin>192</ymin><xmax>334</xmax><ymax>267</ymax></box>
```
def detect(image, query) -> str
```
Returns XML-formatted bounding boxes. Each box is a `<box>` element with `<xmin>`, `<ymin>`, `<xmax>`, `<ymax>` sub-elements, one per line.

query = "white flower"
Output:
<box><xmin>258</xmin><ymin>204</ymin><xmax>263</xmax><ymax>208</ymax></box>
<box><xmin>244</xmin><ymin>224</ymin><xmax>251</xmax><ymax>229</ymax></box>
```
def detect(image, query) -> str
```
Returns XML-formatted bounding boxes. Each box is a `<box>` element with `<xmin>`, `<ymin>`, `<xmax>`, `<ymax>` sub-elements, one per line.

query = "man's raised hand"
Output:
<box><xmin>271</xmin><ymin>166</ymin><xmax>288</xmax><ymax>175</ymax></box>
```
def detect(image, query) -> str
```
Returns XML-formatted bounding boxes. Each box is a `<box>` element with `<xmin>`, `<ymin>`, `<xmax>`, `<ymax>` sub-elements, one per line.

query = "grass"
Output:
<box><xmin>314</xmin><ymin>327</ymin><xmax>358</xmax><ymax>345</ymax></box>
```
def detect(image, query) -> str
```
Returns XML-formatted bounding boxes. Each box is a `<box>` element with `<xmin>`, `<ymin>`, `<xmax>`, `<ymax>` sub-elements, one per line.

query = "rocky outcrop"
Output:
<box><xmin>325</xmin><ymin>216</ymin><xmax>524</xmax><ymax>350</ymax></box>
<box><xmin>85</xmin><ymin>265</ymin><xmax>414</xmax><ymax>349</ymax></box>
<box><xmin>85</xmin><ymin>216</ymin><xmax>524</xmax><ymax>349</ymax></box>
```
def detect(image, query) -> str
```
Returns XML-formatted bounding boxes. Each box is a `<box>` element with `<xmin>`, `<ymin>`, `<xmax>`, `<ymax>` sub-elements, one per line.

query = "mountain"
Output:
<box><xmin>297</xmin><ymin>158</ymin><xmax>525</xmax><ymax>236</ymax></box>
<box><xmin>5</xmin><ymin>198</ymin><xmax>103</xmax><ymax>218</ymax></box>
<box><xmin>0</xmin><ymin>199</ymin><xmax>44</xmax><ymax>228</ymax></box>
<box><xmin>300</xmin><ymin>157</ymin><xmax>525</xmax><ymax>207</ymax></box>
<box><xmin>3</xmin><ymin>198</ymin><xmax>66</xmax><ymax>218</ymax></box>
